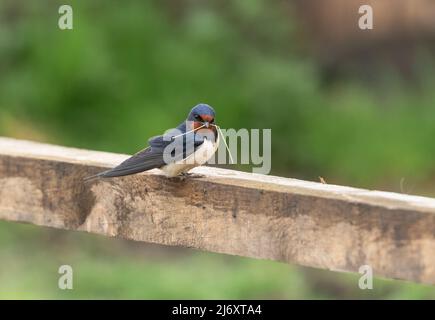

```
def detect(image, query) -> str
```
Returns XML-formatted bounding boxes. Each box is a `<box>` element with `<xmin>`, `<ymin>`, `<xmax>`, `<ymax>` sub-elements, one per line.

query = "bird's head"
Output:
<box><xmin>187</xmin><ymin>103</ymin><xmax>216</xmax><ymax>130</ymax></box>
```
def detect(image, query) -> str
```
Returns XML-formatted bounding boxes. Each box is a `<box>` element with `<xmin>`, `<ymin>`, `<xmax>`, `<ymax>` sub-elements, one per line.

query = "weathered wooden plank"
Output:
<box><xmin>0</xmin><ymin>137</ymin><xmax>435</xmax><ymax>284</ymax></box>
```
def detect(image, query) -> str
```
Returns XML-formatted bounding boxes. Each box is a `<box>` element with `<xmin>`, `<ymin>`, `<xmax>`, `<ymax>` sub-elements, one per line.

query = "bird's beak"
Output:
<box><xmin>204</xmin><ymin>122</ymin><xmax>210</xmax><ymax>128</ymax></box>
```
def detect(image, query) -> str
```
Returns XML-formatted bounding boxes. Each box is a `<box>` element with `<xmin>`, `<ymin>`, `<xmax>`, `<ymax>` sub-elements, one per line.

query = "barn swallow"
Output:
<box><xmin>87</xmin><ymin>104</ymin><xmax>219</xmax><ymax>180</ymax></box>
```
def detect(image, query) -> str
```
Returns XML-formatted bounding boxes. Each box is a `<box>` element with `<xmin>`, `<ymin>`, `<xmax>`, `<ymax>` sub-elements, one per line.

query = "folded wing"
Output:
<box><xmin>85</xmin><ymin>131</ymin><xmax>205</xmax><ymax>180</ymax></box>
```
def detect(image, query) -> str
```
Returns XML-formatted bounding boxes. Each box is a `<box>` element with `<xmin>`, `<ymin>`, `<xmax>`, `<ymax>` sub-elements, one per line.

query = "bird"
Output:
<box><xmin>86</xmin><ymin>104</ymin><xmax>219</xmax><ymax>180</ymax></box>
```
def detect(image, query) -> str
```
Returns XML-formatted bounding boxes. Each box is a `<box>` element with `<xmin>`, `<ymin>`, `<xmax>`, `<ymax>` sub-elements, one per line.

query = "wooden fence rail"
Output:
<box><xmin>0</xmin><ymin>137</ymin><xmax>435</xmax><ymax>284</ymax></box>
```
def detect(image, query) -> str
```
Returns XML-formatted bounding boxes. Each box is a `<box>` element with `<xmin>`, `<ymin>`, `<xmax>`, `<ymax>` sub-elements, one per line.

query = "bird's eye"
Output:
<box><xmin>194</xmin><ymin>114</ymin><xmax>202</xmax><ymax>121</ymax></box>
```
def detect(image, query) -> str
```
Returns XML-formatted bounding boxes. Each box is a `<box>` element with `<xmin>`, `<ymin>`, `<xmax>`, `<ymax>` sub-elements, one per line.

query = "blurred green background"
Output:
<box><xmin>1</xmin><ymin>0</ymin><xmax>435</xmax><ymax>299</ymax></box>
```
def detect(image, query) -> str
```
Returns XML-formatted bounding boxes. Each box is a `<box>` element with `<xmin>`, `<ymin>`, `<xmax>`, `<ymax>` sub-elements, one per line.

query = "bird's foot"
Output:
<box><xmin>179</xmin><ymin>172</ymin><xmax>205</xmax><ymax>180</ymax></box>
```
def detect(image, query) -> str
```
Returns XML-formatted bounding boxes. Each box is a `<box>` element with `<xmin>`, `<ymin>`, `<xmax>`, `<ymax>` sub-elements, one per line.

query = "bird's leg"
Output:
<box><xmin>177</xmin><ymin>172</ymin><xmax>187</xmax><ymax>182</ymax></box>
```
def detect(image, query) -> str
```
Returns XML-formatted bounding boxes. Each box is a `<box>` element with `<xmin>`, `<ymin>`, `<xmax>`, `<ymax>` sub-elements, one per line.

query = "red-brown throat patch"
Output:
<box><xmin>200</xmin><ymin>114</ymin><xmax>214</xmax><ymax>122</ymax></box>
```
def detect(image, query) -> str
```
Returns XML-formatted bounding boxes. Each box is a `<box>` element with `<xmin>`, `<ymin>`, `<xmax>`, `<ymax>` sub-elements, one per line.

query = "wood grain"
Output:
<box><xmin>1</xmin><ymin>137</ymin><xmax>435</xmax><ymax>284</ymax></box>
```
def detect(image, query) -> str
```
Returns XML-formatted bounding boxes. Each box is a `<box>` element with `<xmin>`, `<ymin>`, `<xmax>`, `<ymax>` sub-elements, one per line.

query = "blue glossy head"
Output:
<box><xmin>187</xmin><ymin>104</ymin><xmax>216</xmax><ymax>126</ymax></box>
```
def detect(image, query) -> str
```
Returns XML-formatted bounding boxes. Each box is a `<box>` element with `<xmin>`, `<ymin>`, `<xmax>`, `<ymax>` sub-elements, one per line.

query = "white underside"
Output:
<box><xmin>159</xmin><ymin>135</ymin><xmax>219</xmax><ymax>177</ymax></box>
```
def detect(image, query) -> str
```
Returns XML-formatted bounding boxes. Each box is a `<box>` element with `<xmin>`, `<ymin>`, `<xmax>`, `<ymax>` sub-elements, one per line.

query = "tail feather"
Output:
<box><xmin>83</xmin><ymin>171</ymin><xmax>107</xmax><ymax>183</ymax></box>
<box><xmin>83</xmin><ymin>147</ymin><xmax>165</xmax><ymax>182</ymax></box>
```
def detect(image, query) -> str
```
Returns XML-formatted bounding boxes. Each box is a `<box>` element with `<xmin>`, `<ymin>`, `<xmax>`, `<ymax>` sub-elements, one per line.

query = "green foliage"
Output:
<box><xmin>1</xmin><ymin>1</ymin><xmax>435</xmax><ymax>192</ymax></box>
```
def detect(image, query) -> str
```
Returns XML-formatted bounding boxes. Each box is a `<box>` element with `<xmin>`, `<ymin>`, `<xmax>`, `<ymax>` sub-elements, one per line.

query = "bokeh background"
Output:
<box><xmin>1</xmin><ymin>0</ymin><xmax>435</xmax><ymax>299</ymax></box>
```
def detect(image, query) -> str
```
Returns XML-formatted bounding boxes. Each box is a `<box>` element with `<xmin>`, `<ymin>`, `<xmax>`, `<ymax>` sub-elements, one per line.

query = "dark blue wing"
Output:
<box><xmin>87</xmin><ymin>146</ymin><xmax>165</xmax><ymax>179</ymax></box>
<box><xmin>85</xmin><ymin>128</ymin><xmax>206</xmax><ymax>180</ymax></box>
